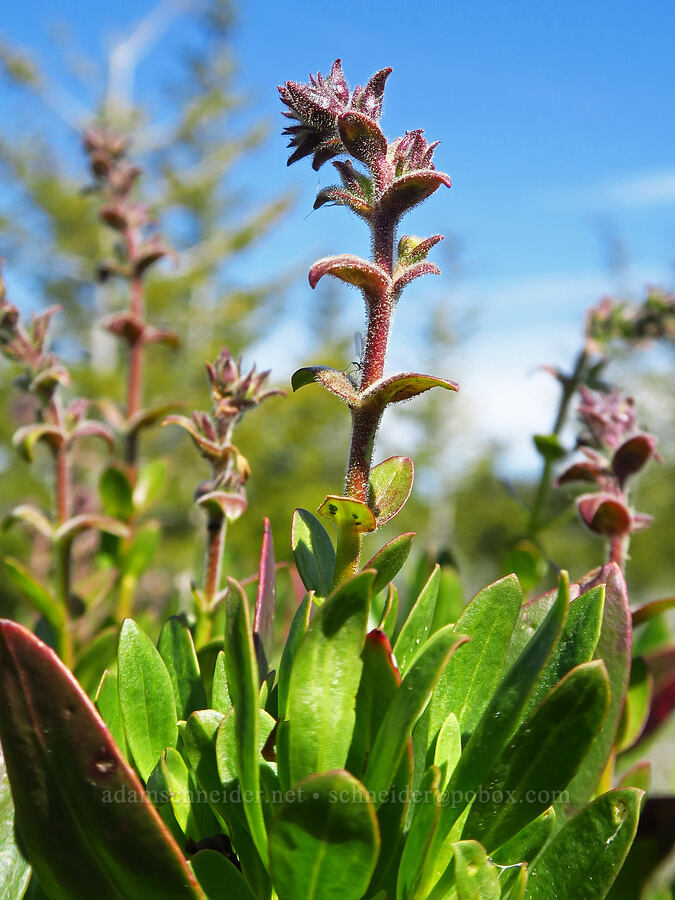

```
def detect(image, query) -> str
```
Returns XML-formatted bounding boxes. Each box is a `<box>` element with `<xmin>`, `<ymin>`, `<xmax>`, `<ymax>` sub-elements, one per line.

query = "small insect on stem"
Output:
<box><xmin>345</xmin><ymin>331</ymin><xmax>365</xmax><ymax>377</ymax></box>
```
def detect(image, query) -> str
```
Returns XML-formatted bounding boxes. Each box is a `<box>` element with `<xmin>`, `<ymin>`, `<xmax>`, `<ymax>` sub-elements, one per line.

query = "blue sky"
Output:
<box><xmin>2</xmin><ymin>0</ymin><xmax>673</xmax><ymax>472</ymax></box>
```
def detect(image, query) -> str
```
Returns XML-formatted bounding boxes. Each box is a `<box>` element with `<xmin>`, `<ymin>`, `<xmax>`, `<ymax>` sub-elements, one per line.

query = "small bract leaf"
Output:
<box><xmin>12</xmin><ymin>423</ymin><xmax>64</xmax><ymax>462</ymax></box>
<box><xmin>577</xmin><ymin>493</ymin><xmax>632</xmax><ymax>537</ymax></box>
<box><xmin>4</xmin><ymin>504</ymin><xmax>53</xmax><ymax>540</ymax></box>
<box><xmin>337</xmin><ymin>110</ymin><xmax>388</xmax><ymax>164</ymax></box>
<box><xmin>380</xmin><ymin>169</ymin><xmax>452</xmax><ymax>219</ymax></box>
<box><xmin>118</xmin><ymin>618</ymin><xmax>178</xmax><ymax>781</ymax></box>
<box><xmin>612</xmin><ymin>433</ymin><xmax>659</xmax><ymax>485</ymax></box>
<box><xmin>365</xmin><ymin>532</ymin><xmax>415</xmax><ymax>594</ymax></box>
<box><xmin>99</xmin><ymin>465</ymin><xmax>134</xmax><ymax>521</ymax></box>
<box><xmin>533</xmin><ymin>433</ymin><xmax>567</xmax><ymax>462</ymax></box>
<box><xmin>308</xmin><ymin>254</ymin><xmax>390</xmax><ymax>299</ymax></box>
<box><xmin>53</xmin><ymin>513</ymin><xmax>131</xmax><ymax>543</ymax></box>
<box><xmin>317</xmin><ymin>495</ymin><xmax>377</xmax><ymax>533</ymax></box>
<box><xmin>391</xmin><ymin>261</ymin><xmax>441</xmax><ymax>297</ymax></box>
<box><xmin>291</xmin><ymin>508</ymin><xmax>335</xmax><ymax>596</ymax></box>
<box><xmin>4</xmin><ymin>556</ymin><xmax>63</xmax><ymax>630</ymax></box>
<box><xmin>526</xmin><ymin>789</ymin><xmax>642</xmax><ymax>898</ymax></box>
<box><xmin>314</xmin><ymin>186</ymin><xmax>373</xmax><ymax>218</ymax></box>
<box><xmin>290</xmin><ymin>366</ymin><xmax>359</xmax><ymax>406</ymax></box>
<box><xmin>196</xmin><ymin>491</ymin><xmax>247</xmax><ymax>522</ymax></box>
<box><xmin>269</xmin><ymin>770</ymin><xmax>380</xmax><ymax>900</ymax></box>
<box><xmin>361</xmin><ymin>372</ymin><xmax>459</xmax><ymax>407</ymax></box>
<box><xmin>368</xmin><ymin>456</ymin><xmax>415</xmax><ymax>525</ymax></box>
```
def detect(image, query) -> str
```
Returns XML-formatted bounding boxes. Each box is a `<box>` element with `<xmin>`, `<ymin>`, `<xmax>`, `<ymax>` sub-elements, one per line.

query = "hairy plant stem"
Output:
<box><xmin>195</xmin><ymin>511</ymin><xmax>226</xmax><ymax>646</ymax></box>
<box><xmin>124</xmin><ymin>228</ymin><xmax>145</xmax><ymax>471</ymax></box>
<box><xmin>609</xmin><ymin>534</ymin><xmax>628</xmax><ymax>572</ymax></box>
<box><xmin>528</xmin><ymin>348</ymin><xmax>589</xmax><ymax>540</ymax></box>
<box><xmin>52</xmin><ymin>398</ymin><xmax>74</xmax><ymax>667</ymax></box>
<box><xmin>335</xmin><ymin>213</ymin><xmax>396</xmax><ymax>584</ymax></box>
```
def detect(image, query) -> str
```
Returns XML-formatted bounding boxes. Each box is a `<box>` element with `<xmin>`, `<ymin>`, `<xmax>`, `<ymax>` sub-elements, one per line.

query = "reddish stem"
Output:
<box><xmin>124</xmin><ymin>230</ymin><xmax>145</xmax><ymax>469</ymax></box>
<box><xmin>609</xmin><ymin>534</ymin><xmax>628</xmax><ymax>572</ymax></box>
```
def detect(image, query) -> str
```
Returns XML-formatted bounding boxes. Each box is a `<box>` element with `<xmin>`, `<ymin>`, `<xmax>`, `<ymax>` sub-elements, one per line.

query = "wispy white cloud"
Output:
<box><xmin>548</xmin><ymin>168</ymin><xmax>675</xmax><ymax>211</ymax></box>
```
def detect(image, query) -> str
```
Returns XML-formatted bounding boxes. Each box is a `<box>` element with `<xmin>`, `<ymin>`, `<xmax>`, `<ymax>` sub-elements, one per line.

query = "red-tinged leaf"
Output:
<box><xmin>365</xmin><ymin>533</ymin><xmax>415</xmax><ymax>595</ymax></box>
<box><xmin>254</xmin><ymin>518</ymin><xmax>276</xmax><ymax>680</ymax></box>
<box><xmin>127</xmin><ymin>403</ymin><xmax>179</xmax><ymax>436</ymax></box>
<box><xmin>53</xmin><ymin>514</ymin><xmax>131</xmax><ymax>543</ymax></box>
<box><xmin>291</xmin><ymin>366</ymin><xmax>359</xmax><ymax>406</ymax></box>
<box><xmin>612</xmin><ymin>433</ymin><xmax>660</xmax><ymax>485</ymax></box>
<box><xmin>392</xmin><ymin>261</ymin><xmax>441</xmax><ymax>296</ymax></box>
<box><xmin>556</xmin><ymin>460</ymin><xmax>606</xmax><ymax>485</ymax></box>
<box><xmin>632</xmin><ymin>596</ymin><xmax>675</xmax><ymax>626</ymax></box>
<box><xmin>577</xmin><ymin>493</ymin><xmax>632</xmax><ymax>537</ymax></box>
<box><xmin>29</xmin><ymin>364</ymin><xmax>70</xmax><ymax>395</ymax></box>
<box><xmin>380</xmin><ymin>169</ymin><xmax>451</xmax><ymax>219</ymax></box>
<box><xmin>314</xmin><ymin>186</ymin><xmax>372</xmax><ymax>217</ymax></box>
<box><xmin>308</xmin><ymin>254</ymin><xmax>390</xmax><ymax>299</ymax></box>
<box><xmin>360</xmin><ymin>372</ymin><xmax>459</xmax><ymax>407</ymax></box>
<box><xmin>337</xmin><ymin>110</ymin><xmax>387</xmax><ymax>165</ymax></box>
<box><xmin>68</xmin><ymin>420</ymin><xmax>115</xmax><ymax>451</ymax></box>
<box><xmin>317</xmin><ymin>495</ymin><xmax>377</xmax><ymax>533</ymax></box>
<box><xmin>368</xmin><ymin>455</ymin><xmax>415</xmax><ymax>525</ymax></box>
<box><xmin>12</xmin><ymin>424</ymin><xmax>64</xmax><ymax>461</ymax></box>
<box><xmin>0</xmin><ymin>620</ymin><xmax>205</xmax><ymax>900</ymax></box>
<box><xmin>397</xmin><ymin>233</ymin><xmax>444</xmax><ymax>266</ymax></box>
<box><xmin>144</xmin><ymin>326</ymin><xmax>181</xmax><ymax>348</ymax></box>
<box><xmin>196</xmin><ymin>490</ymin><xmax>247</xmax><ymax>522</ymax></box>
<box><xmin>103</xmin><ymin>311</ymin><xmax>145</xmax><ymax>343</ymax></box>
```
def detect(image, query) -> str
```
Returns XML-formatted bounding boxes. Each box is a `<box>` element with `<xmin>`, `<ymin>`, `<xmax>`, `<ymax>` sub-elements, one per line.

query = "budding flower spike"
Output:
<box><xmin>282</xmin><ymin>61</ymin><xmax>458</xmax><ymax>587</ymax></box>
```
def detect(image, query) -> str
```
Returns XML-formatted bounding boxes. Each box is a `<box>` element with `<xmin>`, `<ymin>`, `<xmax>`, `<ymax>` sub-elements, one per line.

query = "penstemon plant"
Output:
<box><xmin>0</xmin><ymin>58</ymin><xmax>671</xmax><ymax>900</ymax></box>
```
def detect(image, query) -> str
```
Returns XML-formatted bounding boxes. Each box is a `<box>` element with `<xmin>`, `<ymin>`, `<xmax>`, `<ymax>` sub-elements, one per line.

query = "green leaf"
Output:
<box><xmin>430</xmin><ymin>566</ymin><xmax>465</xmax><ymax>631</ymax></box>
<box><xmin>132</xmin><ymin>459</ymin><xmax>168</xmax><ymax>511</ymax></box>
<box><xmin>317</xmin><ymin>494</ymin><xmax>377</xmax><ymax>533</ymax></box>
<box><xmin>158</xmin><ymin>617</ymin><xmax>207</xmax><ymax>720</ymax></box>
<box><xmin>519</xmin><ymin>584</ymin><xmax>605</xmax><ymax>724</ymax></box>
<box><xmin>216</xmin><ymin>707</ymin><xmax>277</xmax><ymax>786</ymax></box>
<box><xmin>561</xmin><ymin>565</ymin><xmax>632</xmax><ymax>818</ymax></box>
<box><xmin>269</xmin><ymin>770</ymin><xmax>380</xmax><ymax>900</ymax></box>
<box><xmin>290</xmin><ymin>366</ymin><xmax>359</xmax><ymax>406</ymax></box>
<box><xmin>491</xmin><ymin>807</ymin><xmax>556</xmax><ymax>866</ymax></box>
<box><xmin>211</xmin><ymin>650</ymin><xmax>232</xmax><ymax>715</ymax></box>
<box><xmin>0</xmin><ymin>620</ymin><xmax>204</xmax><ymax>899</ymax></box>
<box><xmin>118</xmin><ymin>618</ymin><xmax>178</xmax><ymax>781</ymax></box>
<box><xmin>365</xmin><ymin>532</ymin><xmax>415</xmax><ymax>595</ymax></box>
<box><xmin>73</xmin><ymin>626</ymin><xmax>118</xmax><ymax>696</ymax></box>
<box><xmin>123</xmin><ymin>522</ymin><xmax>160</xmax><ymax>578</ymax></box>
<box><xmin>368</xmin><ymin>456</ymin><xmax>414</xmax><ymax>526</ymax></box>
<box><xmin>4</xmin><ymin>504</ymin><xmax>53</xmax><ymax>540</ymax></box>
<box><xmin>432</xmin><ymin>573</ymin><xmax>568</xmax><ymax>858</ymax></box>
<box><xmin>502</xmin><ymin>541</ymin><xmax>546</xmax><ymax>595</ymax></box>
<box><xmin>4</xmin><ymin>556</ymin><xmax>63</xmax><ymax>631</ymax></box>
<box><xmin>615</xmin><ymin>656</ymin><xmax>652</xmax><ymax>752</ymax></box>
<box><xmin>95</xmin><ymin>670</ymin><xmax>127</xmax><ymax>757</ymax></box>
<box><xmin>393</xmin><ymin>564</ymin><xmax>441</xmax><ymax>676</ymax></box>
<box><xmin>191</xmin><ymin>849</ymin><xmax>257</xmax><ymax>900</ymax></box>
<box><xmin>223</xmin><ymin>579</ymin><xmax>268</xmax><ymax>866</ymax></box>
<box><xmin>452</xmin><ymin>840</ymin><xmax>500</xmax><ymax>899</ymax></box>
<box><xmin>0</xmin><ymin>743</ymin><xmax>31</xmax><ymax>900</ymax></box>
<box><xmin>363</xmin><ymin>625</ymin><xmax>469</xmax><ymax>804</ymax></box>
<box><xmin>157</xmin><ymin>747</ymin><xmax>192</xmax><ymax>833</ymax></box>
<box><xmin>430</xmin><ymin>574</ymin><xmax>522</xmax><ymax>742</ymax></box>
<box><xmin>346</xmin><ymin>629</ymin><xmax>400</xmax><ymax>778</ymax></box>
<box><xmin>360</xmin><ymin>372</ymin><xmax>458</xmax><ymax>407</ymax></box>
<box><xmin>533</xmin><ymin>433</ymin><xmax>567</xmax><ymax>461</ymax></box>
<box><xmin>291</xmin><ymin>508</ymin><xmax>335</xmax><ymax>596</ymax></box>
<box><xmin>525</xmin><ymin>789</ymin><xmax>642</xmax><ymax>898</ymax></box>
<box><xmin>434</xmin><ymin>712</ymin><xmax>461</xmax><ymax>787</ymax></box>
<box><xmin>464</xmin><ymin>660</ymin><xmax>610</xmax><ymax>852</ymax></box>
<box><xmin>99</xmin><ymin>465</ymin><xmax>134</xmax><ymax>521</ymax></box>
<box><xmin>397</xmin><ymin>766</ymin><xmax>442</xmax><ymax>900</ymax></box>
<box><xmin>277</xmin><ymin>594</ymin><xmax>311</xmax><ymax>721</ymax></box>
<box><xmin>381</xmin><ymin>582</ymin><xmax>399</xmax><ymax>641</ymax></box>
<box><xmin>287</xmin><ymin>571</ymin><xmax>373</xmax><ymax>785</ymax></box>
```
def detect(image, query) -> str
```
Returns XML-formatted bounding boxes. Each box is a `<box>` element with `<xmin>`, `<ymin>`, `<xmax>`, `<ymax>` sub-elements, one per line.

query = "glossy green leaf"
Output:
<box><xmin>95</xmin><ymin>670</ymin><xmax>127</xmax><ymax>757</ymax></box>
<box><xmin>317</xmin><ymin>494</ymin><xmax>377</xmax><ymax>533</ymax></box>
<box><xmin>3</xmin><ymin>557</ymin><xmax>62</xmax><ymax>631</ymax></box>
<box><xmin>525</xmin><ymin>789</ymin><xmax>642</xmax><ymax>898</ymax></box>
<box><xmin>223</xmin><ymin>579</ymin><xmax>268</xmax><ymax>866</ymax></box>
<box><xmin>287</xmin><ymin>571</ymin><xmax>373</xmax><ymax>785</ymax></box>
<box><xmin>364</xmin><ymin>625</ymin><xmax>469</xmax><ymax>804</ymax></box>
<box><xmin>615</xmin><ymin>761</ymin><xmax>651</xmax><ymax>794</ymax></box>
<box><xmin>519</xmin><ymin>584</ymin><xmax>605</xmax><ymax>725</ymax></box>
<box><xmin>99</xmin><ymin>464</ymin><xmax>134</xmax><ymax>521</ymax></box>
<box><xmin>0</xmin><ymin>620</ymin><xmax>204</xmax><ymax>899</ymax></box>
<box><xmin>464</xmin><ymin>660</ymin><xmax>610</xmax><ymax>851</ymax></box>
<box><xmin>132</xmin><ymin>459</ymin><xmax>168</xmax><ymax>511</ymax></box>
<box><xmin>277</xmin><ymin>594</ymin><xmax>311</xmax><ymax>721</ymax></box>
<box><xmin>491</xmin><ymin>807</ymin><xmax>556</xmax><ymax>866</ymax></box>
<box><xmin>500</xmin><ymin>864</ymin><xmax>528</xmax><ymax>900</ymax></box>
<box><xmin>533</xmin><ymin>433</ymin><xmax>566</xmax><ymax>461</ymax></box>
<box><xmin>434</xmin><ymin>712</ymin><xmax>461</xmax><ymax>787</ymax></box>
<box><xmin>430</xmin><ymin>574</ymin><xmax>522</xmax><ymax>742</ymax></box>
<box><xmin>368</xmin><ymin>456</ymin><xmax>414</xmax><ymax>526</ymax></box>
<box><xmin>191</xmin><ymin>849</ymin><xmax>257</xmax><ymax>900</ymax></box>
<box><xmin>118</xmin><ymin>618</ymin><xmax>178</xmax><ymax>781</ymax></box>
<box><xmin>393</xmin><ymin>564</ymin><xmax>441</xmax><ymax>675</ymax></box>
<box><xmin>211</xmin><ymin>651</ymin><xmax>232</xmax><ymax>715</ymax></box>
<box><xmin>562</xmin><ymin>565</ymin><xmax>632</xmax><ymax>818</ymax></box>
<box><xmin>158</xmin><ymin>617</ymin><xmax>207</xmax><ymax>720</ymax></box>
<box><xmin>397</xmin><ymin>765</ymin><xmax>442</xmax><ymax>900</ymax></box>
<box><xmin>616</xmin><ymin>656</ymin><xmax>652</xmax><ymax>752</ymax></box>
<box><xmin>430</xmin><ymin>566</ymin><xmax>465</xmax><ymax>631</ymax></box>
<box><xmin>432</xmin><ymin>573</ymin><xmax>568</xmax><ymax>857</ymax></box>
<box><xmin>365</xmin><ymin>532</ymin><xmax>414</xmax><ymax>595</ymax></box>
<box><xmin>360</xmin><ymin>372</ymin><xmax>458</xmax><ymax>407</ymax></box>
<box><xmin>346</xmin><ymin>629</ymin><xmax>400</xmax><ymax>778</ymax></box>
<box><xmin>216</xmin><ymin>707</ymin><xmax>276</xmax><ymax>785</ymax></box>
<box><xmin>269</xmin><ymin>770</ymin><xmax>380</xmax><ymax>900</ymax></box>
<box><xmin>381</xmin><ymin>582</ymin><xmax>399</xmax><ymax>641</ymax></box>
<box><xmin>157</xmin><ymin>747</ymin><xmax>192</xmax><ymax>833</ymax></box>
<box><xmin>291</xmin><ymin>508</ymin><xmax>335</xmax><ymax>596</ymax></box>
<box><xmin>502</xmin><ymin>541</ymin><xmax>546</xmax><ymax>595</ymax></box>
<box><xmin>0</xmin><ymin>743</ymin><xmax>31</xmax><ymax>900</ymax></box>
<box><xmin>73</xmin><ymin>626</ymin><xmax>118</xmax><ymax>696</ymax></box>
<box><xmin>452</xmin><ymin>840</ymin><xmax>500</xmax><ymax>899</ymax></box>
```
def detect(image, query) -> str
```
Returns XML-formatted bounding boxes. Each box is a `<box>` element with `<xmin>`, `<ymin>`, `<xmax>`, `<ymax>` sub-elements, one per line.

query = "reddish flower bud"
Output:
<box><xmin>577</xmin><ymin>493</ymin><xmax>632</xmax><ymax>538</ymax></box>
